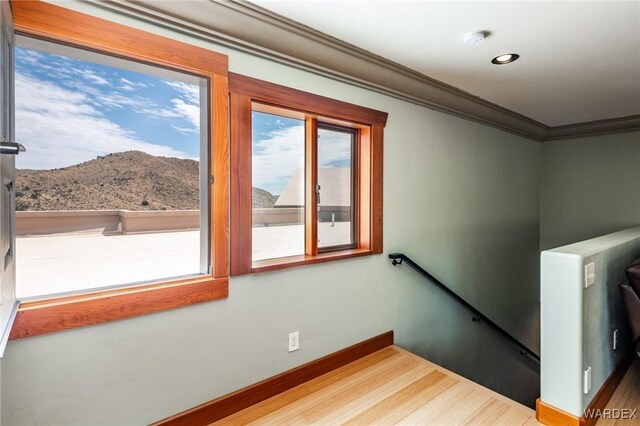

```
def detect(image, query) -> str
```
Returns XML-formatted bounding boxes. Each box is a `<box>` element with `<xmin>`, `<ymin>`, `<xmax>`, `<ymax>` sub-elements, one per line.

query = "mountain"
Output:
<box><xmin>16</xmin><ymin>150</ymin><xmax>278</xmax><ymax>211</ymax></box>
<box><xmin>252</xmin><ymin>187</ymin><xmax>278</xmax><ymax>209</ymax></box>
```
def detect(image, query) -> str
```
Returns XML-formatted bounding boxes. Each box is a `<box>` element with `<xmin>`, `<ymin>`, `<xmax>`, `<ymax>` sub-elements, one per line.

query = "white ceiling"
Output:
<box><xmin>251</xmin><ymin>1</ymin><xmax>640</xmax><ymax>127</ymax></box>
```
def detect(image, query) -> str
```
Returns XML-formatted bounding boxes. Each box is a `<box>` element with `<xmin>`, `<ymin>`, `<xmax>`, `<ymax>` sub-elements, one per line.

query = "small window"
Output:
<box><xmin>317</xmin><ymin>124</ymin><xmax>357</xmax><ymax>251</ymax></box>
<box><xmin>230</xmin><ymin>74</ymin><xmax>387</xmax><ymax>275</ymax></box>
<box><xmin>250</xmin><ymin>110</ymin><xmax>358</xmax><ymax>261</ymax></box>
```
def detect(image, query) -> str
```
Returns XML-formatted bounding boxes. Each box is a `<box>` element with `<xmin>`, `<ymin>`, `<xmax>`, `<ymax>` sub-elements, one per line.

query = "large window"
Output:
<box><xmin>9</xmin><ymin>1</ymin><xmax>229</xmax><ymax>340</ymax></box>
<box><xmin>15</xmin><ymin>38</ymin><xmax>209</xmax><ymax>298</ymax></box>
<box><xmin>230</xmin><ymin>74</ymin><xmax>387</xmax><ymax>275</ymax></box>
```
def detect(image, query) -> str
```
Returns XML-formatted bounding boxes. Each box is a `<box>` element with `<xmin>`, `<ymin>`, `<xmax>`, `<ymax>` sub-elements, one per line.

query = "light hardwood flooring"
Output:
<box><xmin>599</xmin><ymin>357</ymin><xmax>640</xmax><ymax>426</ymax></box>
<box><xmin>214</xmin><ymin>345</ymin><xmax>539</xmax><ymax>425</ymax></box>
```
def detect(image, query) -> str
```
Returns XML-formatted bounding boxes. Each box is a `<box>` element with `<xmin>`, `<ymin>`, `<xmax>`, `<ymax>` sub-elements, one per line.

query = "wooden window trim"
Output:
<box><xmin>251</xmin><ymin>249</ymin><xmax>372</xmax><ymax>274</ymax></box>
<box><xmin>305</xmin><ymin>117</ymin><xmax>319</xmax><ymax>256</ymax></box>
<box><xmin>9</xmin><ymin>277</ymin><xmax>228</xmax><ymax>340</ymax></box>
<box><xmin>9</xmin><ymin>1</ymin><xmax>230</xmax><ymax>339</ymax></box>
<box><xmin>228</xmin><ymin>73</ymin><xmax>388</xmax><ymax>127</ymax></box>
<box><xmin>230</xmin><ymin>73</ymin><xmax>386</xmax><ymax>276</ymax></box>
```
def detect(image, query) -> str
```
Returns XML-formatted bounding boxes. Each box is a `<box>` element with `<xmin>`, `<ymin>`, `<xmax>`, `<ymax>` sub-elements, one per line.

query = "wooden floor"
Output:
<box><xmin>214</xmin><ymin>345</ymin><xmax>539</xmax><ymax>425</ymax></box>
<box><xmin>599</xmin><ymin>357</ymin><xmax>640</xmax><ymax>426</ymax></box>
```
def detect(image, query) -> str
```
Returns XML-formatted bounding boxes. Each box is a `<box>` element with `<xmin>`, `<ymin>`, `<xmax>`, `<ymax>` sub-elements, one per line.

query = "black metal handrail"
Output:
<box><xmin>389</xmin><ymin>253</ymin><xmax>540</xmax><ymax>363</ymax></box>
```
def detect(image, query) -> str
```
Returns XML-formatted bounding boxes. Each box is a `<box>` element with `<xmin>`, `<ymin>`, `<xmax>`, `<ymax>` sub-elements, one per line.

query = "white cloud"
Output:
<box><xmin>172</xmin><ymin>126</ymin><xmax>199</xmax><ymax>135</ymax></box>
<box><xmin>164</xmin><ymin>81</ymin><xmax>201</xmax><ymax>130</ymax></box>
<box><xmin>96</xmin><ymin>92</ymin><xmax>151</xmax><ymax>109</ymax></box>
<box><xmin>15</xmin><ymin>73</ymin><xmax>191</xmax><ymax>170</ymax></box>
<box><xmin>166</xmin><ymin>81</ymin><xmax>200</xmax><ymax>104</ymax></box>
<box><xmin>171</xmin><ymin>98</ymin><xmax>200</xmax><ymax>128</ymax></box>
<box><xmin>77</xmin><ymin>68</ymin><xmax>111</xmax><ymax>86</ymax></box>
<box><xmin>16</xmin><ymin>52</ymin><xmax>73</xmax><ymax>81</ymax></box>
<box><xmin>252</xmin><ymin>124</ymin><xmax>353</xmax><ymax>194</ymax></box>
<box><xmin>140</xmin><ymin>107</ymin><xmax>181</xmax><ymax>119</ymax></box>
<box><xmin>15</xmin><ymin>48</ymin><xmax>43</xmax><ymax>65</ymax></box>
<box><xmin>317</xmin><ymin>128</ymin><xmax>352</xmax><ymax>167</ymax></box>
<box><xmin>252</xmin><ymin>125</ymin><xmax>305</xmax><ymax>194</ymax></box>
<box><xmin>119</xmin><ymin>77</ymin><xmax>148</xmax><ymax>92</ymax></box>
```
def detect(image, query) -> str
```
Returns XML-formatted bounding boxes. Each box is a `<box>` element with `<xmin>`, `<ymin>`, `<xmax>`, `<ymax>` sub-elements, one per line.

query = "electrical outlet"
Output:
<box><xmin>288</xmin><ymin>331</ymin><xmax>300</xmax><ymax>352</ymax></box>
<box><xmin>613</xmin><ymin>329</ymin><xmax>619</xmax><ymax>350</ymax></box>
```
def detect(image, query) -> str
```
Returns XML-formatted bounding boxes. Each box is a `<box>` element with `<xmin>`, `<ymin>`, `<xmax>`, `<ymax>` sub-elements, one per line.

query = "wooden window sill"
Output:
<box><xmin>251</xmin><ymin>249</ymin><xmax>373</xmax><ymax>273</ymax></box>
<box><xmin>9</xmin><ymin>276</ymin><xmax>228</xmax><ymax>340</ymax></box>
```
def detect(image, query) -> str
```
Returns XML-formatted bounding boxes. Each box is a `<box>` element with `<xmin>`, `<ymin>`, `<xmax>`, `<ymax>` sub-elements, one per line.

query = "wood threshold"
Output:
<box><xmin>251</xmin><ymin>249</ymin><xmax>373</xmax><ymax>273</ymax></box>
<box><xmin>9</xmin><ymin>277</ymin><xmax>228</xmax><ymax>340</ymax></box>
<box><xmin>153</xmin><ymin>330</ymin><xmax>394</xmax><ymax>426</ymax></box>
<box><xmin>536</xmin><ymin>349</ymin><xmax>636</xmax><ymax>426</ymax></box>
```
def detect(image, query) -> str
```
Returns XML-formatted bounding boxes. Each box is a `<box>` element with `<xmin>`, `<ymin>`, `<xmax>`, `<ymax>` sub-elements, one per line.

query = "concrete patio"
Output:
<box><xmin>17</xmin><ymin>230</ymin><xmax>202</xmax><ymax>298</ymax></box>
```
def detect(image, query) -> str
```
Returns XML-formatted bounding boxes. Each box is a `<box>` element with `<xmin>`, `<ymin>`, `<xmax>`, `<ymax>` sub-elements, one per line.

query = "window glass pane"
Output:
<box><xmin>317</xmin><ymin>126</ymin><xmax>354</xmax><ymax>249</ymax></box>
<box><xmin>15</xmin><ymin>39</ymin><xmax>208</xmax><ymax>298</ymax></box>
<box><xmin>252</xmin><ymin>110</ymin><xmax>305</xmax><ymax>261</ymax></box>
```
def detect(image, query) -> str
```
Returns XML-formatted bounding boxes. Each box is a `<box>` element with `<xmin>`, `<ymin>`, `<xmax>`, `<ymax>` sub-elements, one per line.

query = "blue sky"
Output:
<box><xmin>251</xmin><ymin>112</ymin><xmax>352</xmax><ymax>195</ymax></box>
<box><xmin>15</xmin><ymin>46</ymin><xmax>201</xmax><ymax>170</ymax></box>
<box><xmin>252</xmin><ymin>111</ymin><xmax>304</xmax><ymax>194</ymax></box>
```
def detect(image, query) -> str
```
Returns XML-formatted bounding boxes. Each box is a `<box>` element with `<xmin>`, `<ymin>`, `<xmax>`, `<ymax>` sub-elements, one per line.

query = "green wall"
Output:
<box><xmin>541</xmin><ymin>228</ymin><xmax>640</xmax><ymax>416</ymax></box>
<box><xmin>540</xmin><ymin>131</ymin><xmax>640</xmax><ymax>250</ymax></box>
<box><xmin>1</xmin><ymin>2</ymin><xmax>542</xmax><ymax>425</ymax></box>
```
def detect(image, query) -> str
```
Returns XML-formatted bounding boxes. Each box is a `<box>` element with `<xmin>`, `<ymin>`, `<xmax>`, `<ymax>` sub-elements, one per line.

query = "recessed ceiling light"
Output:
<box><xmin>491</xmin><ymin>53</ymin><xmax>520</xmax><ymax>65</ymax></box>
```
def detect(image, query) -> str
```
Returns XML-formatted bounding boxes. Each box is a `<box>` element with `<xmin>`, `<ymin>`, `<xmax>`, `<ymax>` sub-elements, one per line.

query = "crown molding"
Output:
<box><xmin>545</xmin><ymin>114</ymin><xmax>640</xmax><ymax>141</ymax></box>
<box><xmin>84</xmin><ymin>0</ymin><xmax>639</xmax><ymax>142</ymax></box>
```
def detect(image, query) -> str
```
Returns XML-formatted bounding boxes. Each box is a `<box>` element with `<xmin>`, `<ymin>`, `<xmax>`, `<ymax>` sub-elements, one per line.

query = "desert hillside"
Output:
<box><xmin>16</xmin><ymin>151</ymin><xmax>278</xmax><ymax>211</ymax></box>
<box><xmin>252</xmin><ymin>187</ymin><xmax>279</xmax><ymax>209</ymax></box>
